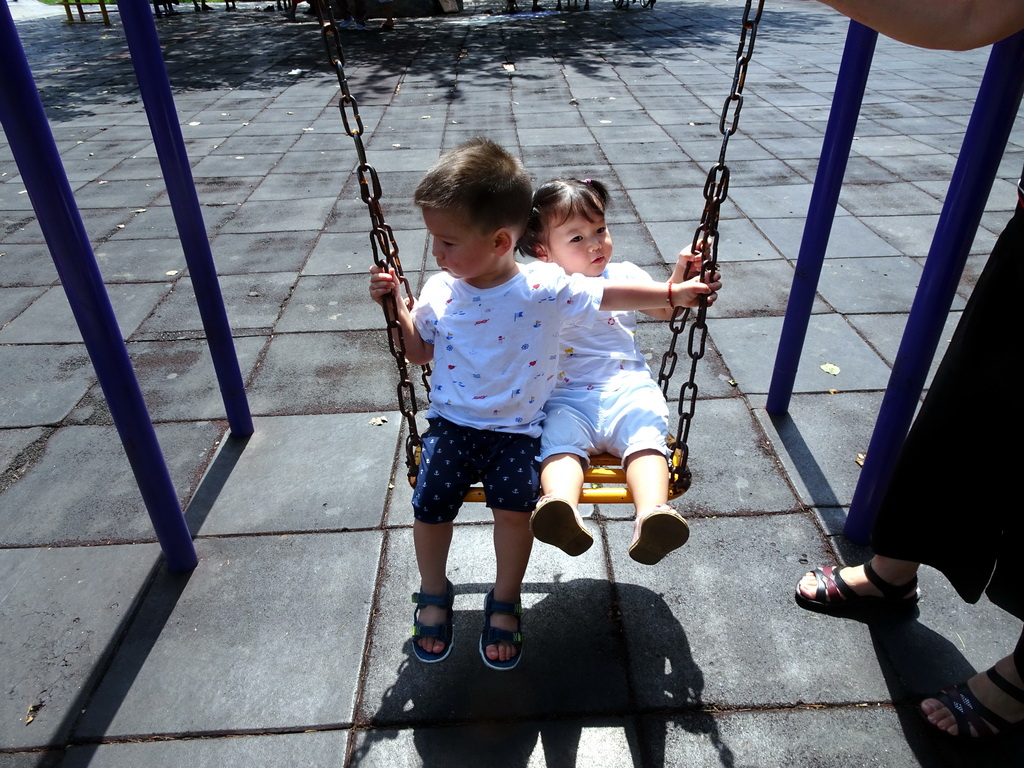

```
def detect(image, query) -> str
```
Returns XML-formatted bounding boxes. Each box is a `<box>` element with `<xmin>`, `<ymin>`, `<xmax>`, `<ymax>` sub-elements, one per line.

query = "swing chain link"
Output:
<box><xmin>310</xmin><ymin>0</ymin><xmax>425</xmax><ymax>475</ymax></box>
<box><xmin>659</xmin><ymin>0</ymin><xmax>765</xmax><ymax>496</ymax></box>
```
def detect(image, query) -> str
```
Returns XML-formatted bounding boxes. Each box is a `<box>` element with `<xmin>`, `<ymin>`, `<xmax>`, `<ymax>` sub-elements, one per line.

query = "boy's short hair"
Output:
<box><xmin>414</xmin><ymin>138</ymin><xmax>533</xmax><ymax>236</ymax></box>
<box><xmin>517</xmin><ymin>178</ymin><xmax>610</xmax><ymax>259</ymax></box>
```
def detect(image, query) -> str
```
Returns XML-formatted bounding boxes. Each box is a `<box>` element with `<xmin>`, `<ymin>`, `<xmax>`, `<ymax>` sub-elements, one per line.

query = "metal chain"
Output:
<box><xmin>308</xmin><ymin>0</ymin><xmax>764</xmax><ymax>493</ymax></box>
<box><xmin>658</xmin><ymin>0</ymin><xmax>765</xmax><ymax>496</ymax></box>
<box><xmin>310</xmin><ymin>0</ymin><xmax>426</xmax><ymax>478</ymax></box>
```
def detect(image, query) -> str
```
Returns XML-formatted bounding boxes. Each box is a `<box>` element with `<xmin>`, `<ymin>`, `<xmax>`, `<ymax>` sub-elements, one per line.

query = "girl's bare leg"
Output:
<box><xmin>539</xmin><ymin>453</ymin><xmax>585</xmax><ymax>500</ymax></box>
<box><xmin>412</xmin><ymin>519</ymin><xmax>454</xmax><ymax>655</ymax></box>
<box><xmin>625</xmin><ymin>449</ymin><xmax>670</xmax><ymax>518</ymax></box>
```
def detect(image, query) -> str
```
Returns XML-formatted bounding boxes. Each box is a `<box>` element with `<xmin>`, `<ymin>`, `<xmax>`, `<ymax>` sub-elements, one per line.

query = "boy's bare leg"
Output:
<box><xmin>488</xmin><ymin>507</ymin><xmax>533</xmax><ymax>663</ymax></box>
<box><xmin>539</xmin><ymin>453</ymin><xmax>585</xmax><ymax>500</ymax></box>
<box><xmin>413</xmin><ymin>519</ymin><xmax>454</xmax><ymax>655</ymax></box>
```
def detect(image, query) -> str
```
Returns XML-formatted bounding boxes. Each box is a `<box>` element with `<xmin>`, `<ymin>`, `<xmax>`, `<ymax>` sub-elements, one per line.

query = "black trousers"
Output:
<box><xmin>872</xmin><ymin>203</ymin><xmax>1024</xmax><ymax>622</ymax></box>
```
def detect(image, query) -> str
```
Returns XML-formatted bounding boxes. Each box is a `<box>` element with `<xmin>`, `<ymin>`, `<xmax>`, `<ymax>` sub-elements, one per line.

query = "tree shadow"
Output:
<box><xmin>351</xmin><ymin>577</ymin><xmax>734</xmax><ymax>766</ymax></box>
<box><xmin>12</xmin><ymin>1</ymin><xmax>835</xmax><ymax>124</ymax></box>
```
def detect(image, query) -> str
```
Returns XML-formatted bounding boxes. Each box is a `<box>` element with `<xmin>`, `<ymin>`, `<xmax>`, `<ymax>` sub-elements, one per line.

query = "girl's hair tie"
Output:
<box><xmin>583</xmin><ymin>179</ymin><xmax>591</xmax><ymax>185</ymax></box>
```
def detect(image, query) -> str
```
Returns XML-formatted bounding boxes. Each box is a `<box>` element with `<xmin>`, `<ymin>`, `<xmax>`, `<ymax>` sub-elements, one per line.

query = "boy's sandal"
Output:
<box><xmin>530</xmin><ymin>495</ymin><xmax>593</xmax><ymax>556</ymax></box>
<box><xmin>794</xmin><ymin>558</ymin><xmax>920</xmax><ymax>614</ymax></box>
<box><xmin>479</xmin><ymin>589</ymin><xmax>522</xmax><ymax>671</ymax></box>
<box><xmin>411</xmin><ymin>579</ymin><xmax>455</xmax><ymax>663</ymax></box>
<box><xmin>628</xmin><ymin>504</ymin><xmax>690</xmax><ymax>565</ymax></box>
<box><xmin>921</xmin><ymin>667</ymin><xmax>1024</xmax><ymax>739</ymax></box>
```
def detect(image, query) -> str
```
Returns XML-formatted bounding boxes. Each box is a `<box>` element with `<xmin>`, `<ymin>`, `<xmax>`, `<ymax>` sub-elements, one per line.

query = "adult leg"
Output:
<box><xmin>920</xmin><ymin>627</ymin><xmax>1024</xmax><ymax>738</ymax></box>
<box><xmin>870</xmin><ymin>206</ymin><xmax>1023</xmax><ymax>599</ymax></box>
<box><xmin>796</xmin><ymin>554</ymin><xmax>920</xmax><ymax>605</ymax></box>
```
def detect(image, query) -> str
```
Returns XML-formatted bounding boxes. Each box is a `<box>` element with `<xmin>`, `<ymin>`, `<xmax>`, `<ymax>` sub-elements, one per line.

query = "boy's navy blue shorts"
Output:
<box><xmin>412</xmin><ymin>417</ymin><xmax>540</xmax><ymax>523</ymax></box>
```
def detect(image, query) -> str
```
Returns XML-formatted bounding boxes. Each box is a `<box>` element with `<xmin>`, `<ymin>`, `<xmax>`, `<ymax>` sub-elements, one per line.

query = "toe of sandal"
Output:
<box><xmin>794</xmin><ymin>560</ymin><xmax>919</xmax><ymax>614</ymax></box>
<box><xmin>411</xmin><ymin>579</ymin><xmax>455</xmax><ymax>663</ymax></box>
<box><xmin>628</xmin><ymin>505</ymin><xmax>689</xmax><ymax>565</ymax></box>
<box><xmin>531</xmin><ymin>495</ymin><xmax>593</xmax><ymax>556</ymax></box>
<box><xmin>479</xmin><ymin>589</ymin><xmax>522</xmax><ymax>671</ymax></box>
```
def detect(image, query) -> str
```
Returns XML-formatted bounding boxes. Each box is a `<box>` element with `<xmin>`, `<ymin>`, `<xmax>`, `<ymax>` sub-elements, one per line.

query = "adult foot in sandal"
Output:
<box><xmin>411</xmin><ymin>579</ymin><xmax>455</xmax><ymax>663</ymax></box>
<box><xmin>628</xmin><ymin>504</ymin><xmax>689</xmax><ymax>565</ymax></box>
<box><xmin>920</xmin><ymin>654</ymin><xmax>1024</xmax><ymax>739</ymax></box>
<box><xmin>795</xmin><ymin>555</ymin><xmax>920</xmax><ymax>613</ymax></box>
<box><xmin>480</xmin><ymin>589</ymin><xmax>523</xmax><ymax>670</ymax></box>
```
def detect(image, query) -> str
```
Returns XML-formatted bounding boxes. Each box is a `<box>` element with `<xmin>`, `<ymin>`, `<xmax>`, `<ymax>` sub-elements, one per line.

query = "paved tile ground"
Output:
<box><xmin>2</xmin><ymin>0</ymin><xmax>1023</xmax><ymax>765</ymax></box>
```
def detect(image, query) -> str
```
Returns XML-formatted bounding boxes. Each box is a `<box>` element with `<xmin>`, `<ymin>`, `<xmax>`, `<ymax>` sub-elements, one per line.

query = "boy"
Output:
<box><xmin>369</xmin><ymin>138</ymin><xmax>718</xmax><ymax>670</ymax></box>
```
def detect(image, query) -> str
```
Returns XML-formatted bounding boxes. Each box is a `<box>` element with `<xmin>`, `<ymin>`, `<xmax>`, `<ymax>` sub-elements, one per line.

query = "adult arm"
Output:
<box><xmin>806</xmin><ymin>0</ymin><xmax>1024</xmax><ymax>50</ymax></box>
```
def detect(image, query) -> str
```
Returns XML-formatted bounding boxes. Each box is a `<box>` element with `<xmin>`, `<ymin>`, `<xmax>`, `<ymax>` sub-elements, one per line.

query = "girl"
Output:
<box><xmin>518</xmin><ymin>178</ymin><xmax>720</xmax><ymax>565</ymax></box>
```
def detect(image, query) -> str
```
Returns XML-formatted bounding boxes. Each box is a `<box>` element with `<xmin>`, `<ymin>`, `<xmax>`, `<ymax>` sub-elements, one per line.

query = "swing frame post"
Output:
<box><xmin>0</xmin><ymin>4</ymin><xmax>197</xmax><ymax>573</ymax></box>
<box><xmin>116</xmin><ymin>0</ymin><xmax>254</xmax><ymax>438</ymax></box>
<box><xmin>766</xmin><ymin>20</ymin><xmax>877</xmax><ymax>416</ymax></box>
<box><xmin>845</xmin><ymin>30</ymin><xmax>1024</xmax><ymax>543</ymax></box>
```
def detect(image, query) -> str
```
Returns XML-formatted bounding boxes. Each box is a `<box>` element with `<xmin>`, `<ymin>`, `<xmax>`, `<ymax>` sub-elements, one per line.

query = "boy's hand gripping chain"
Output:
<box><xmin>657</xmin><ymin>0</ymin><xmax>765</xmax><ymax>497</ymax></box>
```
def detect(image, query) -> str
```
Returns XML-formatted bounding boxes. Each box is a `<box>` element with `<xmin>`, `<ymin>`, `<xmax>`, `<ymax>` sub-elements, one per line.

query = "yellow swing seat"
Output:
<box><xmin>408</xmin><ymin>440</ymin><xmax>689</xmax><ymax>506</ymax></box>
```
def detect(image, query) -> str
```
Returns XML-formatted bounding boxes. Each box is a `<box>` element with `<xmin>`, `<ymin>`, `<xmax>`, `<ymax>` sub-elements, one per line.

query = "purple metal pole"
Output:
<box><xmin>116</xmin><ymin>0</ymin><xmax>254</xmax><ymax>438</ymax></box>
<box><xmin>845</xmin><ymin>30</ymin><xmax>1024</xmax><ymax>543</ymax></box>
<box><xmin>0</xmin><ymin>3</ymin><xmax>197</xmax><ymax>572</ymax></box>
<box><xmin>766</xmin><ymin>21</ymin><xmax>877</xmax><ymax>415</ymax></box>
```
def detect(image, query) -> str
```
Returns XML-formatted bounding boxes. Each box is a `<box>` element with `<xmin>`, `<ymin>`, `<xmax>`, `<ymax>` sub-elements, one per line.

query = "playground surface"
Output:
<box><xmin>2</xmin><ymin>0</ymin><xmax>1023</xmax><ymax>765</ymax></box>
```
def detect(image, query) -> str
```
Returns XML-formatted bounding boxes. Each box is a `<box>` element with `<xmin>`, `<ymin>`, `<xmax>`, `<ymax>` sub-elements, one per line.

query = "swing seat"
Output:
<box><xmin>408</xmin><ymin>440</ymin><xmax>689</xmax><ymax>505</ymax></box>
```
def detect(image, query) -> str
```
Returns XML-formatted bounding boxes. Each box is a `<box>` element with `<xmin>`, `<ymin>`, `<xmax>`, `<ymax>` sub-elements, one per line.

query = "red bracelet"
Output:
<box><xmin>667</xmin><ymin>281</ymin><xmax>674</xmax><ymax>307</ymax></box>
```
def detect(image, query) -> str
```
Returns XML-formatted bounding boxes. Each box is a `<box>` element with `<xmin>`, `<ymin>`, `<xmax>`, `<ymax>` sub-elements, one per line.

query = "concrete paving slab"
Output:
<box><xmin>219</xmin><ymin>196</ymin><xmax>336</xmax><ymax>235</ymax></box>
<box><xmin>106</xmin><ymin>203</ymin><xmax>238</xmax><ymax>242</ymax></box>
<box><xmin>752</xmin><ymin>391</ymin><xmax>884</xmax><ymax>510</ymax></box>
<box><xmin>245</xmin><ymin>330</ymin><xmax>401</xmax><ymax>415</ymax></box>
<box><xmin>0</xmin><ymin>427</ymin><xmax>46</xmax><ymax>477</ymax></box>
<box><xmin>0</xmin><ymin>422</ymin><xmax>223</xmax><ymax>547</ymax></box>
<box><xmin>66</xmin><ymin>336</ymin><xmax>265</xmax><ymax>424</ymax></box>
<box><xmin>361</xmin><ymin>526</ymin><xmax>632</xmax><ymax>725</ymax></box>
<box><xmin>815</xmin><ymin>256</ymin><xmax>940</xmax><ymax>315</ymax></box>
<box><xmin>713</xmin><ymin>313</ymin><xmax>894</xmax><ymax>395</ymax></box>
<box><xmin>74</xmin><ymin>533</ymin><xmax>380</xmax><ymax>738</ymax></box>
<box><xmin>0</xmin><ymin>345</ymin><xmax>95</xmax><ymax>428</ymax></box>
<box><xmin>275</xmin><ymin>274</ymin><xmax>388</xmax><ymax>332</ymax></box>
<box><xmin>60</xmin><ymin>730</ymin><xmax>350</xmax><ymax>768</ymax></box>
<box><xmin>612</xmin><ymin>514</ymin><xmax>893</xmax><ymax>707</ymax></box>
<box><xmin>302</xmin><ymin>229</ymin><xmax>428</xmax><ymax>276</ymax></box>
<box><xmin>93</xmin><ymin>239</ymin><xmax>187</xmax><ymax>283</ymax></box>
<box><xmin>350</xmin><ymin>719</ymin><xmax>641</xmax><ymax>767</ymax></box>
<box><xmin>755</xmin><ymin>214</ymin><xmax>903</xmax><ymax>261</ymax></box>
<box><xmin>655</xmin><ymin>397</ymin><xmax>800</xmax><ymax>516</ymax></box>
<box><xmin>190</xmin><ymin>413</ymin><xmax>399</xmax><ymax>535</ymax></box>
<box><xmin>645</xmin><ymin>708</ymin><xmax>939</xmax><ymax>767</ymax></box>
<box><xmin>0</xmin><ymin>282</ymin><xmax>171</xmax><ymax>344</ymax></box>
<box><xmin>0</xmin><ymin>543</ymin><xmax>160</xmax><ymax>750</ymax></box>
<box><xmin>0</xmin><ymin>286</ymin><xmax>46</xmax><ymax>327</ymax></box>
<box><xmin>846</xmin><ymin>311</ymin><xmax>960</xmax><ymax>386</ymax></box>
<box><xmin>134</xmin><ymin>272</ymin><xmax>296</xmax><ymax>337</ymax></box>
<box><xmin>207</xmin><ymin>231</ymin><xmax>319</xmax><ymax>275</ymax></box>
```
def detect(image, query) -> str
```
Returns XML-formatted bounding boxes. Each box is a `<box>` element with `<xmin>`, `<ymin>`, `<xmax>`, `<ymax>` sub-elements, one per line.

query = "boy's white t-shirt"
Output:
<box><xmin>411</xmin><ymin>261</ymin><xmax>604</xmax><ymax>436</ymax></box>
<box><xmin>555</xmin><ymin>261</ymin><xmax>655</xmax><ymax>391</ymax></box>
